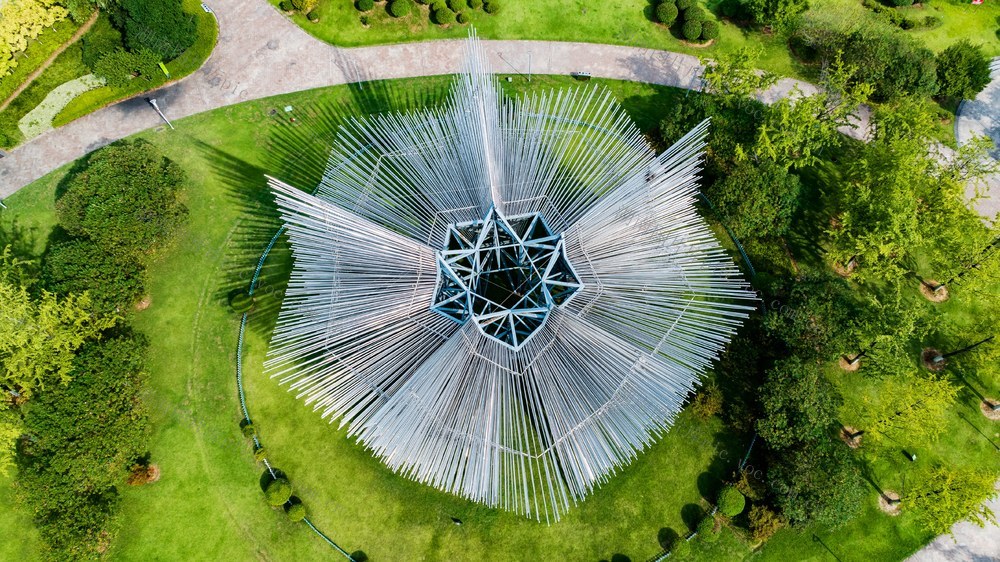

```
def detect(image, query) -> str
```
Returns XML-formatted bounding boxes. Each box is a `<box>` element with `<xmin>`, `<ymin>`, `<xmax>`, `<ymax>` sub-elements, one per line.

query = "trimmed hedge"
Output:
<box><xmin>676</xmin><ymin>0</ymin><xmax>694</xmax><ymax>10</ymax></box>
<box><xmin>683</xmin><ymin>6</ymin><xmax>706</xmax><ymax>22</ymax></box>
<box><xmin>447</xmin><ymin>0</ymin><xmax>465</xmax><ymax>11</ymax></box>
<box><xmin>656</xmin><ymin>2</ymin><xmax>678</xmax><ymax>25</ymax></box>
<box><xmin>682</xmin><ymin>19</ymin><xmax>702</xmax><ymax>41</ymax></box>
<box><xmin>357</xmin><ymin>0</ymin><xmax>374</xmax><ymax>11</ymax></box>
<box><xmin>457</xmin><ymin>11</ymin><xmax>469</xmax><ymax>23</ymax></box>
<box><xmin>264</xmin><ymin>477</ymin><xmax>292</xmax><ymax>506</ymax></box>
<box><xmin>434</xmin><ymin>7</ymin><xmax>456</xmax><ymax>23</ymax></box>
<box><xmin>696</xmin><ymin>515</ymin><xmax>720</xmax><ymax>542</ymax></box>
<box><xmin>701</xmin><ymin>19</ymin><xmax>720</xmax><ymax>40</ymax></box>
<box><xmin>483</xmin><ymin>0</ymin><xmax>500</xmax><ymax>14</ymax></box>
<box><xmin>286</xmin><ymin>502</ymin><xmax>307</xmax><ymax>522</ymax></box>
<box><xmin>718</xmin><ymin>485</ymin><xmax>746</xmax><ymax>516</ymax></box>
<box><xmin>388</xmin><ymin>0</ymin><xmax>413</xmax><ymax>17</ymax></box>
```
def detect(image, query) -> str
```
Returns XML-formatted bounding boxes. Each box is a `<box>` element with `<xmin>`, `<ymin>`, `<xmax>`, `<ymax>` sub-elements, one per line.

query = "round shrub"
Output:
<box><xmin>388</xmin><ymin>0</ymin><xmax>412</xmax><ymax>17</ymax></box>
<box><xmin>701</xmin><ymin>19</ymin><xmax>720</xmax><ymax>40</ymax></box>
<box><xmin>434</xmin><ymin>7</ymin><xmax>456</xmax><ymax>23</ymax></box>
<box><xmin>670</xmin><ymin>537</ymin><xmax>692</xmax><ymax>558</ymax></box>
<box><xmin>655</xmin><ymin>2</ymin><xmax>678</xmax><ymax>25</ymax></box>
<box><xmin>456</xmin><ymin>11</ymin><xmax>469</xmax><ymax>23</ymax></box>
<box><xmin>286</xmin><ymin>502</ymin><xmax>307</xmax><ymax>522</ymax></box>
<box><xmin>279</xmin><ymin>0</ymin><xmax>293</xmax><ymax>10</ymax></box>
<box><xmin>447</xmin><ymin>0</ymin><xmax>464</xmax><ymax>11</ymax></box>
<box><xmin>306</xmin><ymin>10</ymin><xmax>319</xmax><ymax>21</ymax></box>
<box><xmin>682</xmin><ymin>19</ymin><xmax>702</xmax><ymax>41</ymax></box>
<box><xmin>684</xmin><ymin>6</ymin><xmax>706</xmax><ymax>22</ymax></box>
<box><xmin>241</xmin><ymin>422</ymin><xmax>256</xmax><ymax>438</ymax></box>
<box><xmin>469</xmin><ymin>0</ymin><xmax>482</xmax><ymax>7</ymax></box>
<box><xmin>357</xmin><ymin>0</ymin><xmax>374</xmax><ymax>11</ymax></box>
<box><xmin>264</xmin><ymin>476</ymin><xmax>292</xmax><ymax>506</ymax></box>
<box><xmin>696</xmin><ymin>515</ymin><xmax>720</xmax><ymax>542</ymax></box>
<box><xmin>676</xmin><ymin>0</ymin><xmax>693</xmax><ymax>10</ymax></box>
<box><xmin>483</xmin><ymin>0</ymin><xmax>500</xmax><ymax>14</ymax></box>
<box><xmin>717</xmin><ymin>485</ymin><xmax>746</xmax><ymax>516</ymax></box>
<box><xmin>253</xmin><ymin>446</ymin><xmax>267</xmax><ymax>462</ymax></box>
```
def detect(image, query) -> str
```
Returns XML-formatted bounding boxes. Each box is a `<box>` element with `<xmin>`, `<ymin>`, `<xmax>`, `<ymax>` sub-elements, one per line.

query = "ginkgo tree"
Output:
<box><xmin>851</xmin><ymin>374</ymin><xmax>958</xmax><ymax>445</ymax></box>
<box><xmin>0</xmin><ymin>0</ymin><xmax>69</xmax><ymax>77</ymax></box>
<box><xmin>907</xmin><ymin>466</ymin><xmax>998</xmax><ymax>536</ymax></box>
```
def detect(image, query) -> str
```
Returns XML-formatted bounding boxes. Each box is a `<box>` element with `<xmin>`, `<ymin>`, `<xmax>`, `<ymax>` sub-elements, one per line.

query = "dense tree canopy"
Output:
<box><xmin>757</xmin><ymin>357</ymin><xmax>842</xmax><ymax>450</ymax></box>
<box><xmin>42</xmin><ymin>238</ymin><xmax>148</xmax><ymax>315</ymax></box>
<box><xmin>768</xmin><ymin>440</ymin><xmax>867</xmax><ymax>528</ymax></box>
<box><xmin>936</xmin><ymin>41</ymin><xmax>992</xmax><ymax>101</ymax></box>
<box><xmin>114</xmin><ymin>0</ymin><xmax>196</xmax><ymax>60</ymax></box>
<box><xmin>908</xmin><ymin>467</ymin><xmax>998</xmax><ymax>536</ymax></box>
<box><xmin>56</xmin><ymin>139</ymin><xmax>187</xmax><ymax>263</ymax></box>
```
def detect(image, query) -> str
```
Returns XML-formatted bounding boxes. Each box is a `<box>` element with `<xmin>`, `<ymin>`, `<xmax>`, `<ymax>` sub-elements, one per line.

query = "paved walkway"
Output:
<box><xmin>955</xmin><ymin>58</ymin><xmax>1000</xmax><ymax>222</ymax></box>
<box><xmin>0</xmin><ymin>0</ymin><xmax>838</xmax><ymax>196</ymax></box>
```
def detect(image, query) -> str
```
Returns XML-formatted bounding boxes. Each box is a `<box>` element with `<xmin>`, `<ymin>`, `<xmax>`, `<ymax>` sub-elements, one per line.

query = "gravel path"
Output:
<box><xmin>0</xmin><ymin>0</ymin><xmax>852</xmax><ymax>196</ymax></box>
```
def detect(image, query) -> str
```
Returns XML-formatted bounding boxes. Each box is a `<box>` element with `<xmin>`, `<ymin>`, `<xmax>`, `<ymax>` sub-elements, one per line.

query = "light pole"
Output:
<box><xmin>146</xmin><ymin>97</ymin><xmax>175</xmax><ymax>130</ymax></box>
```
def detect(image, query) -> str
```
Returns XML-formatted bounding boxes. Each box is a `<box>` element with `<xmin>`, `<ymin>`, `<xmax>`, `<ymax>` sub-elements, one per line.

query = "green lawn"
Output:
<box><xmin>1</xmin><ymin>74</ymin><xmax>996</xmax><ymax>561</ymax></box>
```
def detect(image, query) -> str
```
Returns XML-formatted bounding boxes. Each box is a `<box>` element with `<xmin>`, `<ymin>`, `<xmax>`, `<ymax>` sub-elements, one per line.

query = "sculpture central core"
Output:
<box><xmin>431</xmin><ymin>208</ymin><xmax>583</xmax><ymax>350</ymax></box>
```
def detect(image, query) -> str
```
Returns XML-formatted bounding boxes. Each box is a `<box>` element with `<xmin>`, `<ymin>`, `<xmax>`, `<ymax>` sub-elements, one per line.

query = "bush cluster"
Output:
<box><xmin>861</xmin><ymin>0</ymin><xmax>942</xmax><ymax>30</ymax></box>
<box><xmin>654</xmin><ymin>0</ymin><xmax>719</xmax><ymax>43</ymax></box>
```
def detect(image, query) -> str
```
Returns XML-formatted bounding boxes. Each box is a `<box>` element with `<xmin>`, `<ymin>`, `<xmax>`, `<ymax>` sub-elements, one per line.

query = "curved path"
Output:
<box><xmin>1</xmin><ymin>0</ymin><xmax>838</xmax><ymax>197</ymax></box>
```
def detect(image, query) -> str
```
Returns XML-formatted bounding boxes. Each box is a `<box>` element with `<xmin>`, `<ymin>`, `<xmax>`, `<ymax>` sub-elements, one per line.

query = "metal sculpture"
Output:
<box><xmin>265</xmin><ymin>32</ymin><xmax>756</xmax><ymax>521</ymax></box>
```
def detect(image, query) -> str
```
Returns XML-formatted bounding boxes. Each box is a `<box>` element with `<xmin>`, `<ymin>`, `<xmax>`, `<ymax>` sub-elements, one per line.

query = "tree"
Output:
<box><xmin>93</xmin><ymin>47</ymin><xmax>160</xmax><ymax>87</ymax></box>
<box><xmin>704</xmin><ymin>158</ymin><xmax>801</xmax><ymax>241</ymax></box>
<box><xmin>757</xmin><ymin>357</ymin><xmax>842</xmax><ymax>450</ymax></box>
<box><xmin>42</xmin><ymin>238</ymin><xmax>148</xmax><ymax>315</ymax></box>
<box><xmin>55</xmin><ymin>139</ymin><xmax>188</xmax><ymax>263</ymax></box>
<box><xmin>115</xmin><ymin>0</ymin><xmax>196</xmax><ymax>60</ymax></box>
<box><xmin>700</xmin><ymin>47</ymin><xmax>777</xmax><ymax>105</ymax></box>
<box><xmin>828</xmin><ymin>101</ymin><xmax>936</xmax><ymax>282</ymax></box>
<box><xmin>855</xmin><ymin>374</ymin><xmax>958</xmax><ymax>446</ymax></box>
<box><xmin>717</xmin><ymin>486</ymin><xmax>746</xmax><ymax>516</ymax></box>
<box><xmin>936</xmin><ymin>40</ymin><xmax>992</xmax><ymax>101</ymax></box>
<box><xmin>264</xmin><ymin>475</ymin><xmax>293</xmax><ymax>505</ymax></box>
<box><xmin>842</xmin><ymin>289</ymin><xmax>925</xmax><ymax>378</ymax></box>
<box><xmin>769</xmin><ymin>439</ymin><xmax>866</xmax><ymax>527</ymax></box>
<box><xmin>738</xmin><ymin>0</ymin><xmax>807</xmax><ymax>29</ymax></box>
<box><xmin>762</xmin><ymin>273</ymin><xmax>858</xmax><ymax>359</ymax></box>
<box><xmin>0</xmin><ymin>0</ymin><xmax>69</xmax><ymax>77</ymax></box>
<box><xmin>754</xmin><ymin>55</ymin><xmax>873</xmax><ymax>169</ymax></box>
<box><xmin>907</xmin><ymin>467</ymin><xmax>997</xmax><ymax>536</ymax></box>
<box><xmin>0</xmin><ymin>282</ymin><xmax>114</xmax><ymax>398</ymax></box>
<box><xmin>656</xmin><ymin>2</ymin><xmax>678</xmax><ymax>25</ymax></box>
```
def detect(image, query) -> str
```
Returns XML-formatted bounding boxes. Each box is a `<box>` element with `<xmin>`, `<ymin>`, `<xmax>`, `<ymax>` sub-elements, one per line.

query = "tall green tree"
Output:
<box><xmin>738</xmin><ymin>0</ymin><xmax>807</xmax><ymax>29</ymax></box>
<box><xmin>936</xmin><ymin>40</ymin><xmax>993</xmax><ymax>101</ymax></box>
<box><xmin>704</xmin><ymin>158</ymin><xmax>801</xmax><ymax>241</ymax></box>
<box><xmin>768</xmin><ymin>440</ymin><xmax>867</xmax><ymax>528</ymax></box>
<box><xmin>0</xmin><ymin>282</ymin><xmax>114</xmax><ymax>398</ymax></box>
<box><xmin>115</xmin><ymin>0</ymin><xmax>196</xmax><ymax>60</ymax></box>
<box><xmin>907</xmin><ymin>467</ymin><xmax>997</xmax><ymax>536</ymax></box>
<box><xmin>757</xmin><ymin>357</ymin><xmax>841</xmax><ymax>450</ymax></box>
<box><xmin>55</xmin><ymin>139</ymin><xmax>187</xmax><ymax>264</ymax></box>
<box><xmin>855</xmin><ymin>374</ymin><xmax>958</xmax><ymax>447</ymax></box>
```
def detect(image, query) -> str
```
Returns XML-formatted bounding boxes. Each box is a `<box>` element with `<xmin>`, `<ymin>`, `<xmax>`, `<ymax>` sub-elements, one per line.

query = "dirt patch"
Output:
<box><xmin>840</xmin><ymin>426</ymin><xmax>863</xmax><ymax>448</ymax></box>
<box><xmin>681</xmin><ymin>38</ymin><xmax>716</xmax><ymax>48</ymax></box>
<box><xmin>136</xmin><ymin>295</ymin><xmax>152</xmax><ymax>311</ymax></box>
<box><xmin>921</xmin><ymin>348</ymin><xmax>946</xmax><ymax>371</ymax></box>
<box><xmin>981</xmin><ymin>399</ymin><xmax>1000</xmax><ymax>421</ymax></box>
<box><xmin>838</xmin><ymin>356</ymin><xmax>861</xmax><ymax>372</ymax></box>
<box><xmin>833</xmin><ymin>258</ymin><xmax>857</xmax><ymax>278</ymax></box>
<box><xmin>878</xmin><ymin>491</ymin><xmax>901</xmax><ymax>516</ymax></box>
<box><xmin>919</xmin><ymin>280</ymin><xmax>949</xmax><ymax>302</ymax></box>
<box><xmin>127</xmin><ymin>463</ymin><xmax>160</xmax><ymax>485</ymax></box>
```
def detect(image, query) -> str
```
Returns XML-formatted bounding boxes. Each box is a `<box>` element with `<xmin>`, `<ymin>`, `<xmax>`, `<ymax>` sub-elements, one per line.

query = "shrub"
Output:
<box><xmin>696</xmin><ymin>515</ymin><xmax>720</xmax><ymax>542</ymax></box>
<box><xmin>922</xmin><ymin>15</ymin><xmax>942</xmax><ymax>29</ymax></box>
<box><xmin>717</xmin><ymin>486</ymin><xmax>746</xmax><ymax>516</ymax></box>
<box><xmin>684</xmin><ymin>6</ymin><xmax>706</xmax><ymax>22</ymax></box>
<box><xmin>469</xmin><ymin>0</ymin><xmax>483</xmax><ymax>8</ymax></box>
<box><xmin>456</xmin><ymin>11</ymin><xmax>469</xmax><ymax>23</ymax></box>
<box><xmin>55</xmin><ymin>139</ymin><xmax>188</xmax><ymax>263</ymax></box>
<box><xmin>117</xmin><ymin>0</ymin><xmax>197</xmax><ymax>60</ymax></box>
<box><xmin>93</xmin><ymin>47</ymin><xmax>161</xmax><ymax>87</ymax></box>
<box><xmin>447</xmin><ymin>0</ymin><xmax>464</xmax><ymax>11</ymax></box>
<box><xmin>357</xmin><ymin>0</ymin><xmax>374</xmax><ymax>11</ymax></box>
<box><xmin>701</xmin><ymin>19</ymin><xmax>720</xmax><ymax>40</ymax></box>
<box><xmin>434</xmin><ymin>7</ymin><xmax>456</xmax><ymax>23</ymax></box>
<box><xmin>42</xmin><ymin>238</ymin><xmax>147</xmax><ymax>315</ymax></box>
<box><xmin>656</xmin><ymin>2</ymin><xmax>678</xmax><ymax>25</ymax></box>
<box><xmin>306</xmin><ymin>10</ymin><xmax>319</xmax><ymax>21</ymax></box>
<box><xmin>286</xmin><ymin>501</ymin><xmax>307</xmax><ymax>522</ymax></box>
<box><xmin>388</xmin><ymin>0</ymin><xmax>412</xmax><ymax>17</ymax></box>
<box><xmin>690</xmin><ymin>382</ymin><xmax>722</xmax><ymax>419</ymax></box>
<box><xmin>670</xmin><ymin>537</ymin><xmax>692</xmax><ymax>558</ymax></box>
<box><xmin>889</xmin><ymin>0</ymin><xmax>913</xmax><ymax>5</ymax></box>
<box><xmin>241</xmin><ymin>422</ymin><xmax>256</xmax><ymax>437</ymax></box>
<box><xmin>676</xmin><ymin>0</ymin><xmax>693</xmax><ymax>10</ymax></box>
<box><xmin>936</xmin><ymin>40</ymin><xmax>992</xmax><ymax>100</ymax></box>
<box><xmin>279</xmin><ymin>0</ymin><xmax>293</xmax><ymax>10</ymax></box>
<box><xmin>682</xmin><ymin>19</ymin><xmax>702</xmax><ymax>41</ymax></box>
<box><xmin>81</xmin><ymin>16</ymin><xmax>124</xmax><ymax>71</ymax></box>
<box><xmin>483</xmin><ymin>0</ymin><xmax>500</xmax><ymax>14</ymax></box>
<box><xmin>359</xmin><ymin>14</ymin><xmax>370</xmax><ymax>24</ymax></box>
<box><xmin>264</xmin><ymin>476</ymin><xmax>292</xmax><ymax>506</ymax></box>
<box><xmin>253</xmin><ymin>446</ymin><xmax>267</xmax><ymax>462</ymax></box>
<box><xmin>748</xmin><ymin>505</ymin><xmax>785</xmax><ymax>543</ymax></box>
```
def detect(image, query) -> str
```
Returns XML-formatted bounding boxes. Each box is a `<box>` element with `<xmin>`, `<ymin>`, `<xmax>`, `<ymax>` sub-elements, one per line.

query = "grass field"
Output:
<box><xmin>1</xmin><ymin>74</ymin><xmax>996</xmax><ymax>561</ymax></box>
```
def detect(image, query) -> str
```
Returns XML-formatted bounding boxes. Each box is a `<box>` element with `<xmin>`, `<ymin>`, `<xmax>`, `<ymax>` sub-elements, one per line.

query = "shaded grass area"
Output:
<box><xmin>1</xmin><ymin>74</ymin><xmax>996</xmax><ymax>561</ymax></box>
<box><xmin>52</xmin><ymin>0</ymin><xmax>219</xmax><ymax>129</ymax></box>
